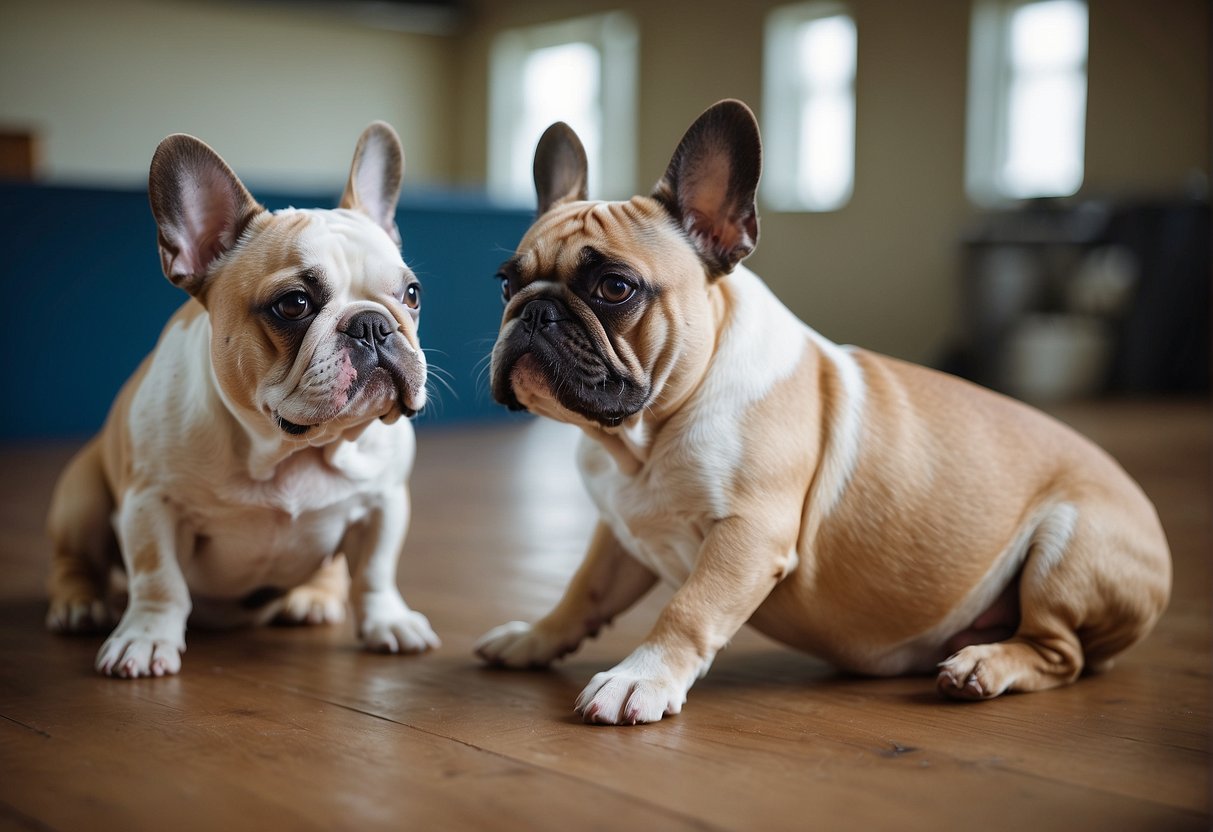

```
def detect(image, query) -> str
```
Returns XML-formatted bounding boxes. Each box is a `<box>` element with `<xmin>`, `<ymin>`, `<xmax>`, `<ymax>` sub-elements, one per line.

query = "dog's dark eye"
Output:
<box><xmin>499</xmin><ymin>274</ymin><xmax>512</xmax><ymax>304</ymax></box>
<box><xmin>272</xmin><ymin>290</ymin><xmax>314</xmax><ymax>321</ymax></box>
<box><xmin>594</xmin><ymin>275</ymin><xmax>636</xmax><ymax>304</ymax></box>
<box><xmin>403</xmin><ymin>282</ymin><xmax>421</xmax><ymax>310</ymax></box>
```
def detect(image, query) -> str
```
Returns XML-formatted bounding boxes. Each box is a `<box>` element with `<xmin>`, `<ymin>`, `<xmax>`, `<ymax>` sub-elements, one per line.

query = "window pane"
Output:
<box><xmin>796</xmin><ymin>12</ymin><xmax>856</xmax><ymax>210</ymax></box>
<box><xmin>966</xmin><ymin>0</ymin><xmax>1088</xmax><ymax>203</ymax></box>
<box><xmin>798</xmin><ymin>90</ymin><xmax>854</xmax><ymax>209</ymax></box>
<box><xmin>1010</xmin><ymin>0</ymin><xmax>1088</xmax><ymax>71</ymax></box>
<box><xmin>1002</xmin><ymin>71</ymin><xmax>1085</xmax><ymax>197</ymax></box>
<box><xmin>512</xmin><ymin>42</ymin><xmax>601</xmax><ymax>199</ymax></box>
<box><xmin>521</xmin><ymin>42</ymin><xmax>600</xmax><ymax>117</ymax></box>
<box><xmin>489</xmin><ymin>14</ymin><xmax>635</xmax><ymax>204</ymax></box>
<box><xmin>762</xmin><ymin>4</ymin><xmax>857</xmax><ymax>211</ymax></box>
<box><xmin>798</xmin><ymin>14</ymin><xmax>856</xmax><ymax>88</ymax></box>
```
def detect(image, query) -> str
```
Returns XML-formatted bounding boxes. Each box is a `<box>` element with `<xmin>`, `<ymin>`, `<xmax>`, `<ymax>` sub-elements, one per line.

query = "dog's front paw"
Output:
<box><xmin>358</xmin><ymin>592</ymin><xmax>439</xmax><ymax>654</ymax></box>
<box><xmin>361</xmin><ymin>610</ymin><xmax>439</xmax><ymax>654</ymax></box>
<box><xmin>474</xmin><ymin>621</ymin><xmax>579</xmax><ymax>668</ymax></box>
<box><xmin>95</xmin><ymin>613</ymin><xmax>185</xmax><ymax>679</ymax></box>
<box><xmin>574</xmin><ymin>669</ymin><xmax>687</xmax><ymax>725</ymax></box>
<box><xmin>573</xmin><ymin>647</ymin><xmax>692</xmax><ymax>725</ymax></box>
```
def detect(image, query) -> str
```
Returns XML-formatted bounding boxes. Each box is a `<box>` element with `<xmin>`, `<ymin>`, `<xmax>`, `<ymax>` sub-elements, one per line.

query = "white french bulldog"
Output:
<box><xmin>475</xmin><ymin>100</ymin><xmax>1170</xmax><ymax>724</ymax></box>
<box><xmin>46</xmin><ymin>123</ymin><xmax>439</xmax><ymax>678</ymax></box>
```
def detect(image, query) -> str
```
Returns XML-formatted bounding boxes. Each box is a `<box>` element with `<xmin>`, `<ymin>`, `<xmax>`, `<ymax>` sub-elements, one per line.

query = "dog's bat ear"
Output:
<box><xmin>533</xmin><ymin>122</ymin><xmax>589</xmax><ymax>216</ymax></box>
<box><xmin>148</xmin><ymin>135</ymin><xmax>264</xmax><ymax>299</ymax></box>
<box><xmin>341</xmin><ymin>121</ymin><xmax>405</xmax><ymax>247</ymax></box>
<box><xmin>653</xmin><ymin>100</ymin><xmax>762</xmax><ymax>277</ymax></box>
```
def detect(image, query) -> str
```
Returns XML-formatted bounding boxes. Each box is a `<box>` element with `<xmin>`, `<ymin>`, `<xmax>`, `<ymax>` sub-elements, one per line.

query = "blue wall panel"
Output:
<box><xmin>0</xmin><ymin>183</ymin><xmax>532</xmax><ymax>439</ymax></box>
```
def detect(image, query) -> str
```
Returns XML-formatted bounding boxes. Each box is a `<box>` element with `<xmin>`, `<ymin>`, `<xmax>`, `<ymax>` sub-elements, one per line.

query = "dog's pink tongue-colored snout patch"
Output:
<box><xmin>334</xmin><ymin>349</ymin><xmax>357</xmax><ymax>409</ymax></box>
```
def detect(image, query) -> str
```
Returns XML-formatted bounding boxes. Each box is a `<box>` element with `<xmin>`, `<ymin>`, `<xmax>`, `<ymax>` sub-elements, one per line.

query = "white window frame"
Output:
<box><xmin>762</xmin><ymin>1</ymin><xmax>858</xmax><ymax>213</ymax></box>
<box><xmin>488</xmin><ymin>12</ymin><xmax>638</xmax><ymax>206</ymax></box>
<box><xmin>966</xmin><ymin>0</ymin><xmax>1089</xmax><ymax>205</ymax></box>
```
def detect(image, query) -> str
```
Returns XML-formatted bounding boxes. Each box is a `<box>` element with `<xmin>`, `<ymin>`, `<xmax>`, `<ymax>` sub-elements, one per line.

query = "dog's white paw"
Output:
<box><xmin>361</xmin><ymin>610</ymin><xmax>439</xmax><ymax>654</ymax></box>
<box><xmin>95</xmin><ymin>613</ymin><xmax>185</xmax><ymax>679</ymax></box>
<box><xmin>47</xmin><ymin>596</ymin><xmax>112</xmax><ymax>634</ymax></box>
<box><xmin>575</xmin><ymin>669</ymin><xmax>687</xmax><ymax>725</ymax></box>
<box><xmin>474</xmin><ymin>621</ymin><xmax>577</xmax><ymax>668</ymax></box>
<box><xmin>358</xmin><ymin>592</ymin><xmax>439</xmax><ymax>654</ymax></box>
<box><xmin>277</xmin><ymin>586</ymin><xmax>347</xmax><ymax>626</ymax></box>
<box><xmin>573</xmin><ymin>647</ymin><xmax>692</xmax><ymax>725</ymax></box>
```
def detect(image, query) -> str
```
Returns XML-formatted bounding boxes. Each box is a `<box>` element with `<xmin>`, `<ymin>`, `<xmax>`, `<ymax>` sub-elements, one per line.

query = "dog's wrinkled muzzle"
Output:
<box><xmin>492</xmin><ymin>296</ymin><xmax>648</xmax><ymax>427</ymax></box>
<box><xmin>340</xmin><ymin>310</ymin><xmax>425</xmax><ymax>415</ymax></box>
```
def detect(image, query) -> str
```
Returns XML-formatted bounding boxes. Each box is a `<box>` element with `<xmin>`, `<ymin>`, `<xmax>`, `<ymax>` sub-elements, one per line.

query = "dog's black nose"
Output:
<box><xmin>342</xmin><ymin>310</ymin><xmax>395</xmax><ymax>349</ymax></box>
<box><xmin>520</xmin><ymin>298</ymin><xmax>565</xmax><ymax>334</ymax></box>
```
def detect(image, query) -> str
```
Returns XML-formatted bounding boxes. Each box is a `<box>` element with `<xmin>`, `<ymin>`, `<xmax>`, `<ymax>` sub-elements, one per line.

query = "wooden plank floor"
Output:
<box><xmin>0</xmin><ymin>400</ymin><xmax>1208</xmax><ymax>831</ymax></box>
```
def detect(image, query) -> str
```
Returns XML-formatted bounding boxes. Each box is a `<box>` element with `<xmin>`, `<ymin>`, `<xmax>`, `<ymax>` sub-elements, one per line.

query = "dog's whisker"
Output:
<box><xmin>427</xmin><ymin>364</ymin><xmax>457</xmax><ymax>383</ymax></box>
<box><xmin>427</xmin><ymin>372</ymin><xmax>458</xmax><ymax>400</ymax></box>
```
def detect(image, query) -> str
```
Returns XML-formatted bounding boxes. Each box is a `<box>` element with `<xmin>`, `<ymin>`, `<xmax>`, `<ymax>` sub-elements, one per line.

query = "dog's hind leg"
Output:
<box><xmin>46</xmin><ymin>438</ymin><xmax>117</xmax><ymax>633</ymax></box>
<box><xmin>937</xmin><ymin>496</ymin><xmax>1170</xmax><ymax>700</ymax></box>
<box><xmin>275</xmin><ymin>554</ymin><xmax>350</xmax><ymax>626</ymax></box>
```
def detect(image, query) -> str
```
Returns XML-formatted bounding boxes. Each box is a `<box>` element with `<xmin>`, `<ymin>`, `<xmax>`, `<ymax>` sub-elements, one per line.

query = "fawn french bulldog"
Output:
<box><xmin>475</xmin><ymin>100</ymin><xmax>1170</xmax><ymax>724</ymax></box>
<box><xmin>46</xmin><ymin>123</ymin><xmax>439</xmax><ymax>677</ymax></box>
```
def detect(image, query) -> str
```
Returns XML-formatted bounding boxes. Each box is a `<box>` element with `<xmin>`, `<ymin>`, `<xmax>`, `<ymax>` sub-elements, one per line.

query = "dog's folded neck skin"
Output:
<box><xmin>584</xmin><ymin>276</ymin><xmax>731</xmax><ymax>476</ymax></box>
<box><xmin>587</xmin><ymin>416</ymin><xmax>647</xmax><ymax>476</ymax></box>
<box><xmin>205</xmin><ymin>345</ymin><xmax>299</xmax><ymax>482</ymax></box>
<box><xmin>208</xmin><ymin>355</ymin><xmax>346</xmax><ymax>483</ymax></box>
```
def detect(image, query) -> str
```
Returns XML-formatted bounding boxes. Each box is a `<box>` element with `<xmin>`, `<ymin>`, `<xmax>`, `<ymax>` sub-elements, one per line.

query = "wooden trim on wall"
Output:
<box><xmin>0</xmin><ymin>130</ymin><xmax>38</xmax><ymax>180</ymax></box>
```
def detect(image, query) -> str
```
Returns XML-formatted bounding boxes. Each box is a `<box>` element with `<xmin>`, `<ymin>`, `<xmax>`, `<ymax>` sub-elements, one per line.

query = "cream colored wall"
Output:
<box><xmin>455</xmin><ymin>0</ymin><xmax>1210</xmax><ymax>363</ymax></box>
<box><xmin>0</xmin><ymin>0</ymin><xmax>455</xmax><ymax>191</ymax></box>
<box><xmin>4</xmin><ymin>0</ymin><xmax>1207</xmax><ymax>362</ymax></box>
<box><xmin>1085</xmin><ymin>0</ymin><xmax>1210</xmax><ymax>194</ymax></box>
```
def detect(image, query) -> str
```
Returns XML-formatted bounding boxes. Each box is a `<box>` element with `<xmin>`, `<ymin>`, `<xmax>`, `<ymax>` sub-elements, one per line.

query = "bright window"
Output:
<box><xmin>967</xmin><ymin>0</ymin><xmax>1089</xmax><ymax>203</ymax></box>
<box><xmin>763</xmin><ymin>3</ymin><xmax>857</xmax><ymax>212</ymax></box>
<box><xmin>488</xmin><ymin>13</ymin><xmax>637</xmax><ymax>206</ymax></box>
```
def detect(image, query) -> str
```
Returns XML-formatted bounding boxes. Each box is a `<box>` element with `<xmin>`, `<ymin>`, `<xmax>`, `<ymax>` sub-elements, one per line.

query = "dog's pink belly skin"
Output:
<box><xmin>940</xmin><ymin>576</ymin><xmax>1021</xmax><ymax>655</ymax></box>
